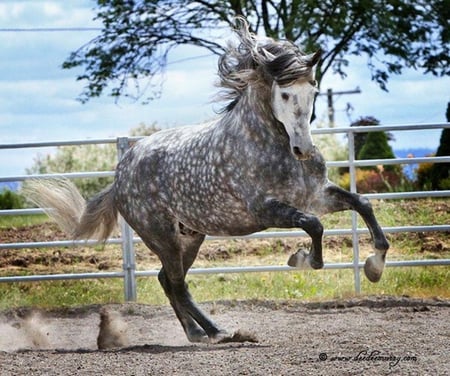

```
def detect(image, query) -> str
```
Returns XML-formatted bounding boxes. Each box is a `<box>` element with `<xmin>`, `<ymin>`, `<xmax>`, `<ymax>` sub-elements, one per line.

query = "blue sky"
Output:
<box><xmin>1</xmin><ymin>1</ymin><xmax>449</xmax><ymax>178</ymax></box>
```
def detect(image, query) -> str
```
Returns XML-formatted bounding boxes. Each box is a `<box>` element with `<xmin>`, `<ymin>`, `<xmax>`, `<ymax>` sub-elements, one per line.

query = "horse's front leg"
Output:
<box><xmin>320</xmin><ymin>184</ymin><xmax>390</xmax><ymax>282</ymax></box>
<box><xmin>254</xmin><ymin>199</ymin><xmax>324</xmax><ymax>270</ymax></box>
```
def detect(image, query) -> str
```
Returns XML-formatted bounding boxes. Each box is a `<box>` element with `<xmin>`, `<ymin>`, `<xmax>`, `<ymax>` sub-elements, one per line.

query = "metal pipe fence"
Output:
<box><xmin>1</xmin><ymin>122</ymin><xmax>449</xmax><ymax>300</ymax></box>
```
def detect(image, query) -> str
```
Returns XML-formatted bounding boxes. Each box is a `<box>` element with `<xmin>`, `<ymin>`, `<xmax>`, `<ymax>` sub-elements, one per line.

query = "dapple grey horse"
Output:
<box><xmin>27</xmin><ymin>18</ymin><xmax>389</xmax><ymax>343</ymax></box>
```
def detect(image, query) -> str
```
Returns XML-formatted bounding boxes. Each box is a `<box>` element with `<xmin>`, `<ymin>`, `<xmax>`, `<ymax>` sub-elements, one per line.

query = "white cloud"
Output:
<box><xmin>0</xmin><ymin>0</ymin><xmax>96</xmax><ymax>28</ymax></box>
<box><xmin>1</xmin><ymin>2</ymin><xmax>449</xmax><ymax>177</ymax></box>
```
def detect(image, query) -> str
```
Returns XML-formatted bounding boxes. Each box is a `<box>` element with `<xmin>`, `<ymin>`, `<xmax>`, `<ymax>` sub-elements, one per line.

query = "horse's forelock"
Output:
<box><xmin>216</xmin><ymin>18</ymin><xmax>316</xmax><ymax>112</ymax></box>
<box><xmin>265</xmin><ymin>52</ymin><xmax>309</xmax><ymax>86</ymax></box>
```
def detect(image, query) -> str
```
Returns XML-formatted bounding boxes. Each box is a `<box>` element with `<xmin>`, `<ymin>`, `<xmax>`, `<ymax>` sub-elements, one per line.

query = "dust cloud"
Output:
<box><xmin>0</xmin><ymin>308</ymin><xmax>130</xmax><ymax>352</ymax></box>
<box><xmin>97</xmin><ymin>308</ymin><xmax>129</xmax><ymax>350</ymax></box>
<box><xmin>0</xmin><ymin>311</ymin><xmax>51</xmax><ymax>352</ymax></box>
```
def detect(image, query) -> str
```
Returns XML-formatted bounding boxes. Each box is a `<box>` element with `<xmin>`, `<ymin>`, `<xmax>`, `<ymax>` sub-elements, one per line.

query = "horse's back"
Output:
<box><xmin>113</xmin><ymin>123</ymin><xmax>258</xmax><ymax>235</ymax></box>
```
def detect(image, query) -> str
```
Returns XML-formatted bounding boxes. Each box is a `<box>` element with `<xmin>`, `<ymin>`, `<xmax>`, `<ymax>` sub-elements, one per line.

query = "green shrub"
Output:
<box><xmin>25</xmin><ymin>123</ymin><xmax>159</xmax><ymax>199</ymax></box>
<box><xmin>26</xmin><ymin>144</ymin><xmax>117</xmax><ymax>198</ymax></box>
<box><xmin>429</xmin><ymin>128</ymin><xmax>450</xmax><ymax>190</ymax></box>
<box><xmin>0</xmin><ymin>189</ymin><xmax>25</xmax><ymax>209</ymax></box>
<box><xmin>415</xmin><ymin>158</ymin><xmax>434</xmax><ymax>190</ymax></box>
<box><xmin>357</xmin><ymin>131</ymin><xmax>398</xmax><ymax>172</ymax></box>
<box><xmin>313</xmin><ymin>128</ymin><xmax>348</xmax><ymax>183</ymax></box>
<box><xmin>338</xmin><ymin>168</ymin><xmax>403</xmax><ymax>193</ymax></box>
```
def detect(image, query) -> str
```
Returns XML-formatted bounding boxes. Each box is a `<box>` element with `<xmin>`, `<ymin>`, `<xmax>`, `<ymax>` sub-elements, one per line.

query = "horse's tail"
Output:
<box><xmin>24</xmin><ymin>179</ymin><xmax>118</xmax><ymax>242</ymax></box>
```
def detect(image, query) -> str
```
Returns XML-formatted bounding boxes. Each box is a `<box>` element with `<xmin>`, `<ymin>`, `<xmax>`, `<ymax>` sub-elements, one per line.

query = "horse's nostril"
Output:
<box><xmin>292</xmin><ymin>147</ymin><xmax>304</xmax><ymax>159</ymax></box>
<box><xmin>292</xmin><ymin>146</ymin><xmax>312</xmax><ymax>160</ymax></box>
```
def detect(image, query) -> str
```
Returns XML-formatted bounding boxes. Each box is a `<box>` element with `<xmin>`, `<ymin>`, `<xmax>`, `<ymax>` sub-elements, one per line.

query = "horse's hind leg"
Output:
<box><xmin>319</xmin><ymin>184</ymin><xmax>390</xmax><ymax>282</ymax></box>
<box><xmin>157</xmin><ymin>269</ymin><xmax>205</xmax><ymax>341</ymax></box>
<box><xmin>157</xmin><ymin>232</ymin><xmax>219</xmax><ymax>343</ymax></box>
<box><xmin>141</xmin><ymin>228</ymin><xmax>225</xmax><ymax>343</ymax></box>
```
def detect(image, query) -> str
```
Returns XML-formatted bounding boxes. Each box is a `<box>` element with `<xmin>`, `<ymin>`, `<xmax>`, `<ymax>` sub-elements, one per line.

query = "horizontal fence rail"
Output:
<box><xmin>2</xmin><ymin>259</ymin><xmax>449</xmax><ymax>284</ymax></box>
<box><xmin>1</xmin><ymin>122</ymin><xmax>449</xmax><ymax>300</ymax></box>
<box><xmin>2</xmin><ymin>225</ymin><xmax>450</xmax><ymax>250</ymax></box>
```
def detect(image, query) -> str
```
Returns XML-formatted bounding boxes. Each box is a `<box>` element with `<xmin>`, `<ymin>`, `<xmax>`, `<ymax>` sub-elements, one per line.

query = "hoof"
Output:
<box><xmin>364</xmin><ymin>255</ymin><xmax>384</xmax><ymax>283</ymax></box>
<box><xmin>287</xmin><ymin>249</ymin><xmax>323</xmax><ymax>270</ymax></box>
<box><xmin>288</xmin><ymin>249</ymin><xmax>309</xmax><ymax>269</ymax></box>
<box><xmin>187</xmin><ymin>327</ymin><xmax>209</xmax><ymax>343</ymax></box>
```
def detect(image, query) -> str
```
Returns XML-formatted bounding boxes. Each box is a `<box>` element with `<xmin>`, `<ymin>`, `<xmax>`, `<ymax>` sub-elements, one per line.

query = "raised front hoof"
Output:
<box><xmin>364</xmin><ymin>255</ymin><xmax>384</xmax><ymax>283</ymax></box>
<box><xmin>287</xmin><ymin>249</ymin><xmax>323</xmax><ymax>270</ymax></box>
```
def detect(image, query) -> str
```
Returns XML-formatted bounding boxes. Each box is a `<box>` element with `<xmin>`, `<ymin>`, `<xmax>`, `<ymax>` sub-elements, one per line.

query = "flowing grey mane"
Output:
<box><xmin>217</xmin><ymin>19</ymin><xmax>321</xmax><ymax>112</ymax></box>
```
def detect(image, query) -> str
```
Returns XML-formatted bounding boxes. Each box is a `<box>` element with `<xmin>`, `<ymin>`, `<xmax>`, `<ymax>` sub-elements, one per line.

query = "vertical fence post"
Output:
<box><xmin>116</xmin><ymin>137</ymin><xmax>137</xmax><ymax>302</ymax></box>
<box><xmin>347</xmin><ymin>129</ymin><xmax>361</xmax><ymax>294</ymax></box>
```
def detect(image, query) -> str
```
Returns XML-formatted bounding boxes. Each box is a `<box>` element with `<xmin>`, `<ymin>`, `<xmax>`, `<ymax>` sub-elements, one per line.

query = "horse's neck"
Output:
<box><xmin>225</xmin><ymin>85</ymin><xmax>286</xmax><ymax>142</ymax></box>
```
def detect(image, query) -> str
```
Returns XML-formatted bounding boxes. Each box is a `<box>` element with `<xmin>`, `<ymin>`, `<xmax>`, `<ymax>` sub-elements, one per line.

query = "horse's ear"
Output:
<box><xmin>306</xmin><ymin>49</ymin><xmax>322</xmax><ymax>67</ymax></box>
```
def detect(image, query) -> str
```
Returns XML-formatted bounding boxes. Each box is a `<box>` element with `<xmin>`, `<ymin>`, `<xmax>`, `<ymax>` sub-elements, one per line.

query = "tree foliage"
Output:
<box><xmin>337</xmin><ymin>118</ymin><xmax>406</xmax><ymax>193</ymax></box>
<box><xmin>25</xmin><ymin>124</ymin><xmax>159</xmax><ymax>198</ymax></box>
<box><xmin>0</xmin><ymin>189</ymin><xmax>24</xmax><ymax>209</ymax></box>
<box><xmin>336</xmin><ymin>116</ymin><xmax>395</xmax><ymax>175</ymax></box>
<box><xmin>350</xmin><ymin>116</ymin><xmax>395</xmax><ymax>159</ymax></box>
<box><xmin>429</xmin><ymin>102</ymin><xmax>450</xmax><ymax>189</ymax></box>
<box><xmin>415</xmin><ymin>103</ymin><xmax>450</xmax><ymax>190</ymax></box>
<box><xmin>64</xmin><ymin>0</ymin><xmax>450</xmax><ymax>103</ymax></box>
<box><xmin>357</xmin><ymin>131</ymin><xmax>397</xmax><ymax>171</ymax></box>
<box><xmin>355</xmin><ymin>119</ymin><xmax>401</xmax><ymax>180</ymax></box>
<box><xmin>26</xmin><ymin>144</ymin><xmax>117</xmax><ymax>199</ymax></box>
<box><xmin>336</xmin><ymin>115</ymin><xmax>410</xmax><ymax>192</ymax></box>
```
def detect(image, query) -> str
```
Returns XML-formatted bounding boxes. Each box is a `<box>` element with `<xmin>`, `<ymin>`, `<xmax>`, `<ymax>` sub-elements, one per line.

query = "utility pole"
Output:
<box><xmin>318</xmin><ymin>87</ymin><xmax>361</xmax><ymax>127</ymax></box>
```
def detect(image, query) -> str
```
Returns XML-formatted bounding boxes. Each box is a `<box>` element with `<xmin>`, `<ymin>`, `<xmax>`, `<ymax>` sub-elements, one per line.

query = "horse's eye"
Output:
<box><xmin>281</xmin><ymin>92</ymin><xmax>290</xmax><ymax>101</ymax></box>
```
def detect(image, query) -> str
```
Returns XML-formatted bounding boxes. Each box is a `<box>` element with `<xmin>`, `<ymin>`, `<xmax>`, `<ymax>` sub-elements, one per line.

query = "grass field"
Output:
<box><xmin>0</xmin><ymin>198</ymin><xmax>449</xmax><ymax>309</ymax></box>
<box><xmin>0</xmin><ymin>214</ymin><xmax>48</xmax><ymax>229</ymax></box>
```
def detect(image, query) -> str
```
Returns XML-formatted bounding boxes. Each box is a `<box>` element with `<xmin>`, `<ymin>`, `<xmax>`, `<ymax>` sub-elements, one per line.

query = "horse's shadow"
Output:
<box><xmin>33</xmin><ymin>342</ymin><xmax>265</xmax><ymax>355</ymax></box>
<box><xmin>120</xmin><ymin>342</ymin><xmax>265</xmax><ymax>354</ymax></box>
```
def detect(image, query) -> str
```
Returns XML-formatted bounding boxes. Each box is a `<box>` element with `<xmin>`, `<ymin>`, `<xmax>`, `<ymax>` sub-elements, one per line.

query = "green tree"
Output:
<box><xmin>63</xmin><ymin>0</ymin><xmax>449</xmax><ymax>103</ymax></box>
<box><xmin>26</xmin><ymin>144</ymin><xmax>117</xmax><ymax>199</ymax></box>
<box><xmin>355</xmin><ymin>130</ymin><xmax>403</xmax><ymax>192</ymax></box>
<box><xmin>429</xmin><ymin>102</ymin><xmax>450</xmax><ymax>189</ymax></box>
<box><xmin>350</xmin><ymin>116</ymin><xmax>395</xmax><ymax>160</ymax></box>
<box><xmin>338</xmin><ymin>117</ymin><xmax>410</xmax><ymax>192</ymax></box>
<box><xmin>357</xmin><ymin>131</ymin><xmax>397</xmax><ymax>172</ymax></box>
<box><xmin>337</xmin><ymin>116</ymin><xmax>395</xmax><ymax>176</ymax></box>
<box><xmin>0</xmin><ymin>189</ymin><xmax>24</xmax><ymax>209</ymax></box>
<box><xmin>25</xmin><ymin>123</ymin><xmax>159</xmax><ymax>198</ymax></box>
<box><xmin>129</xmin><ymin>122</ymin><xmax>160</xmax><ymax>137</ymax></box>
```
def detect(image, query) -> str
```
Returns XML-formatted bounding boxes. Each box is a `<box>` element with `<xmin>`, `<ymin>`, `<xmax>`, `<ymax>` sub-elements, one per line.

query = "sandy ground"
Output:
<box><xmin>0</xmin><ymin>296</ymin><xmax>449</xmax><ymax>375</ymax></box>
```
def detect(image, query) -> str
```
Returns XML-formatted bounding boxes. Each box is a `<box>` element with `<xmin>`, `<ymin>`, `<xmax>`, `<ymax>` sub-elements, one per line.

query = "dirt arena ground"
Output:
<box><xmin>0</xmin><ymin>296</ymin><xmax>449</xmax><ymax>375</ymax></box>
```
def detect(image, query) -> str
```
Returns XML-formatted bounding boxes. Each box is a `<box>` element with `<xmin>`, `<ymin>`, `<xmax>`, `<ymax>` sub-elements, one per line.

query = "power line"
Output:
<box><xmin>0</xmin><ymin>26</ymin><xmax>215</xmax><ymax>66</ymax></box>
<box><xmin>0</xmin><ymin>27</ymin><xmax>101</xmax><ymax>32</ymax></box>
<box><xmin>168</xmin><ymin>54</ymin><xmax>215</xmax><ymax>66</ymax></box>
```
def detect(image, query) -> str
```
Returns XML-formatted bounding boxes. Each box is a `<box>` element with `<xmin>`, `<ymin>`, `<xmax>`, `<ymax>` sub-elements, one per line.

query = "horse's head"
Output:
<box><xmin>269</xmin><ymin>50</ymin><xmax>321</xmax><ymax>160</ymax></box>
<box><xmin>217</xmin><ymin>18</ymin><xmax>321</xmax><ymax>160</ymax></box>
